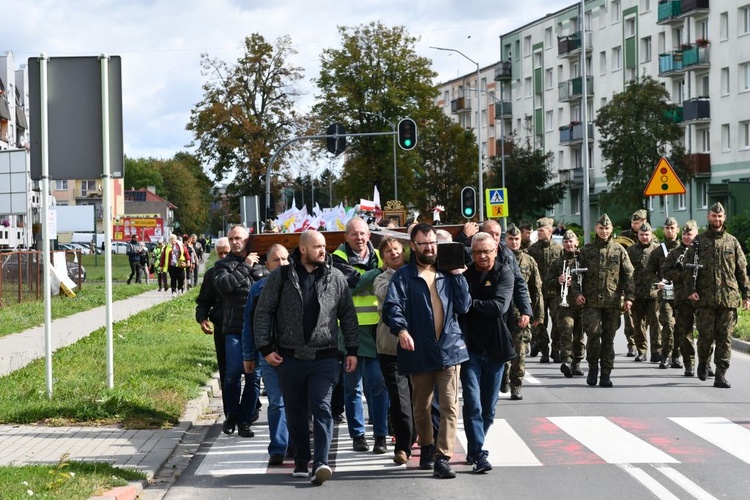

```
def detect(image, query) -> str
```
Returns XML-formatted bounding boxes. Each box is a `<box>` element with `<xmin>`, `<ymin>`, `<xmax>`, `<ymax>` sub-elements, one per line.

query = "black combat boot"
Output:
<box><xmin>571</xmin><ymin>363</ymin><xmax>584</xmax><ymax>376</ymax></box>
<box><xmin>586</xmin><ymin>364</ymin><xmax>598</xmax><ymax>386</ymax></box>
<box><xmin>684</xmin><ymin>361</ymin><xmax>694</xmax><ymax>377</ymax></box>
<box><xmin>599</xmin><ymin>370</ymin><xmax>613</xmax><ymax>388</ymax></box>
<box><xmin>540</xmin><ymin>351</ymin><xmax>550</xmax><ymax>363</ymax></box>
<box><xmin>697</xmin><ymin>363</ymin><xmax>707</xmax><ymax>381</ymax></box>
<box><xmin>560</xmin><ymin>362</ymin><xmax>573</xmax><ymax>378</ymax></box>
<box><xmin>714</xmin><ymin>374</ymin><xmax>731</xmax><ymax>389</ymax></box>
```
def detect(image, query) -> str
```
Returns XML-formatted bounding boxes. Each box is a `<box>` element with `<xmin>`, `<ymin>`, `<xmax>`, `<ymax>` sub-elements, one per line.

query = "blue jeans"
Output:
<box><xmin>259</xmin><ymin>357</ymin><xmax>288</xmax><ymax>455</ymax></box>
<box><xmin>278</xmin><ymin>356</ymin><xmax>338</xmax><ymax>468</ymax></box>
<box><xmin>460</xmin><ymin>351</ymin><xmax>505</xmax><ymax>459</ymax></box>
<box><xmin>344</xmin><ymin>356</ymin><xmax>389</xmax><ymax>438</ymax></box>
<box><xmin>224</xmin><ymin>333</ymin><xmax>260</xmax><ymax>423</ymax></box>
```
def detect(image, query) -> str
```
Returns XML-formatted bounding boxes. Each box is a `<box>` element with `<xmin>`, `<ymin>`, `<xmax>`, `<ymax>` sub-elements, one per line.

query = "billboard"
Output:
<box><xmin>113</xmin><ymin>214</ymin><xmax>164</xmax><ymax>242</ymax></box>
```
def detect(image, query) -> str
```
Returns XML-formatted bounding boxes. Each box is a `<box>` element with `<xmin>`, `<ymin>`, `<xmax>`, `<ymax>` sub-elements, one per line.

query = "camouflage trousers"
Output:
<box><xmin>695</xmin><ymin>307</ymin><xmax>736</xmax><ymax>376</ymax></box>
<box><xmin>557</xmin><ymin>306</ymin><xmax>584</xmax><ymax>365</ymax></box>
<box><xmin>623</xmin><ymin>309</ymin><xmax>635</xmax><ymax>350</ymax></box>
<box><xmin>631</xmin><ymin>298</ymin><xmax>661</xmax><ymax>356</ymax></box>
<box><xmin>582</xmin><ymin>307</ymin><xmax>621</xmax><ymax>371</ymax></box>
<box><xmin>506</xmin><ymin>326</ymin><xmax>531</xmax><ymax>389</ymax></box>
<box><xmin>674</xmin><ymin>302</ymin><xmax>698</xmax><ymax>367</ymax></box>
<box><xmin>659</xmin><ymin>300</ymin><xmax>680</xmax><ymax>360</ymax></box>
<box><xmin>532</xmin><ymin>299</ymin><xmax>558</xmax><ymax>355</ymax></box>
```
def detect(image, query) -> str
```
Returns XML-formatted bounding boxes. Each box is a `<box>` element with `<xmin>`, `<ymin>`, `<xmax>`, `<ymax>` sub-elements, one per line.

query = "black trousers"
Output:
<box><xmin>378</xmin><ymin>354</ymin><xmax>416</xmax><ymax>455</ymax></box>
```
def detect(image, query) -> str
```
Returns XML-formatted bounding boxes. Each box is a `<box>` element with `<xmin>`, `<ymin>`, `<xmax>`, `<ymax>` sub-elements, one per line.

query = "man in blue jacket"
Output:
<box><xmin>383</xmin><ymin>223</ymin><xmax>471</xmax><ymax>480</ymax></box>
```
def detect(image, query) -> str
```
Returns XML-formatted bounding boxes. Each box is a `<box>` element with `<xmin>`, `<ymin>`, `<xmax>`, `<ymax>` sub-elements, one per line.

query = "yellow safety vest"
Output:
<box><xmin>333</xmin><ymin>247</ymin><xmax>383</xmax><ymax>326</ymax></box>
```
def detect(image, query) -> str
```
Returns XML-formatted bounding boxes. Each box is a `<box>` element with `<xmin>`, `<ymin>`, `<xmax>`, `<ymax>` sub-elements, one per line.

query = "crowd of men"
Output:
<box><xmin>193</xmin><ymin>204</ymin><xmax>750</xmax><ymax>486</ymax></box>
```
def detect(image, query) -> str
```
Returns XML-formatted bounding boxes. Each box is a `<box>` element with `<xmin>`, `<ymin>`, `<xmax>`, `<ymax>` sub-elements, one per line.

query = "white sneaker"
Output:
<box><xmin>310</xmin><ymin>464</ymin><xmax>332</xmax><ymax>485</ymax></box>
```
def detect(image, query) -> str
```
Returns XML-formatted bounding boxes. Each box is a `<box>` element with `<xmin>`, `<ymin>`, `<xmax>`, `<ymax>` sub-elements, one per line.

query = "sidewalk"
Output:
<box><xmin>0</xmin><ymin>286</ymin><xmax>217</xmax><ymax>499</ymax></box>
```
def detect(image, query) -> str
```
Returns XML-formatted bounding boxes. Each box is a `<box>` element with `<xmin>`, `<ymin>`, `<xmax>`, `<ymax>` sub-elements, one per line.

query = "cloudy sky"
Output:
<box><xmin>6</xmin><ymin>0</ymin><xmax>576</xmax><ymax>166</ymax></box>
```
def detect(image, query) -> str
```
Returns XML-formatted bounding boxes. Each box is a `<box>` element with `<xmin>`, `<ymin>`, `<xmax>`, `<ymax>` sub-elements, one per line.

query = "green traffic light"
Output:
<box><xmin>404</xmin><ymin>139</ymin><xmax>412</xmax><ymax>147</ymax></box>
<box><xmin>464</xmin><ymin>207</ymin><xmax>473</xmax><ymax>216</ymax></box>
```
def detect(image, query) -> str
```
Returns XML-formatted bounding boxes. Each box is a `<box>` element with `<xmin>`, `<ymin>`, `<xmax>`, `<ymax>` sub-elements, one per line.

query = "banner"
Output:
<box><xmin>113</xmin><ymin>214</ymin><xmax>164</xmax><ymax>242</ymax></box>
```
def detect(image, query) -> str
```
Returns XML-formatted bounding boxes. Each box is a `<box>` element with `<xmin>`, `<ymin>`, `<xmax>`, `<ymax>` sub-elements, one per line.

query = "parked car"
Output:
<box><xmin>67</xmin><ymin>243</ymin><xmax>92</xmax><ymax>255</ymax></box>
<box><xmin>111</xmin><ymin>242</ymin><xmax>129</xmax><ymax>255</ymax></box>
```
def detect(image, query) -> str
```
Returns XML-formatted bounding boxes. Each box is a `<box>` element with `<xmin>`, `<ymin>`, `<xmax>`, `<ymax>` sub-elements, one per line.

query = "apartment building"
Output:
<box><xmin>436</xmin><ymin>0</ymin><xmax>750</xmax><ymax>228</ymax></box>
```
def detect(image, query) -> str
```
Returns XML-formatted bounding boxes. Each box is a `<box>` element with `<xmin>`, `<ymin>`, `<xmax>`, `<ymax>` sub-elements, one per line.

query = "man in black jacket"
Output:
<box><xmin>460</xmin><ymin>232</ymin><xmax>516</xmax><ymax>474</ymax></box>
<box><xmin>195</xmin><ymin>237</ymin><xmax>230</xmax><ymax>416</ymax></box>
<box><xmin>214</xmin><ymin>225</ymin><xmax>261</xmax><ymax>437</ymax></box>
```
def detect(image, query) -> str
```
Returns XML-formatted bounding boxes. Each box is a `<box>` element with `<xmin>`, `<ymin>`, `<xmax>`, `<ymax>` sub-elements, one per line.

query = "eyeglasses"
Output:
<box><xmin>472</xmin><ymin>248</ymin><xmax>496</xmax><ymax>256</ymax></box>
<box><xmin>413</xmin><ymin>240</ymin><xmax>437</xmax><ymax>248</ymax></box>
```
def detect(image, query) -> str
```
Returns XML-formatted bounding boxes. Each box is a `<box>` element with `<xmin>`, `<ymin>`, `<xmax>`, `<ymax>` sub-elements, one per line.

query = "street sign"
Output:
<box><xmin>485</xmin><ymin>188</ymin><xmax>508</xmax><ymax>218</ymax></box>
<box><xmin>644</xmin><ymin>157</ymin><xmax>686</xmax><ymax>196</ymax></box>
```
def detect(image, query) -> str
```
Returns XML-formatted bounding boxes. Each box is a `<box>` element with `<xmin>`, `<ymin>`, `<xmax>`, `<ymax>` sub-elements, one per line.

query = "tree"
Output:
<box><xmin>187</xmin><ymin>34</ymin><xmax>303</xmax><ymax>211</ymax></box>
<box><xmin>487</xmin><ymin>133</ymin><xmax>565</xmax><ymax>223</ymax></box>
<box><xmin>123</xmin><ymin>156</ymin><xmax>165</xmax><ymax>195</ymax></box>
<box><xmin>157</xmin><ymin>154</ymin><xmax>211</xmax><ymax>236</ymax></box>
<box><xmin>595</xmin><ymin>75</ymin><xmax>687</xmax><ymax>214</ymax></box>
<box><xmin>312</xmin><ymin>22</ymin><xmax>438</xmax><ymax>205</ymax></box>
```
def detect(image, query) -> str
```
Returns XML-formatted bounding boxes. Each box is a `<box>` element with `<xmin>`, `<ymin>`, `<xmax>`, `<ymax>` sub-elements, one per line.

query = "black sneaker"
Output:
<box><xmin>292</xmin><ymin>462</ymin><xmax>308</xmax><ymax>478</ymax></box>
<box><xmin>310</xmin><ymin>464</ymin><xmax>332</xmax><ymax>485</ymax></box>
<box><xmin>238</xmin><ymin>423</ymin><xmax>254</xmax><ymax>438</ymax></box>
<box><xmin>268</xmin><ymin>454</ymin><xmax>284</xmax><ymax>466</ymax></box>
<box><xmin>332</xmin><ymin>413</ymin><xmax>345</xmax><ymax>424</ymax></box>
<box><xmin>472</xmin><ymin>454</ymin><xmax>492</xmax><ymax>474</ymax></box>
<box><xmin>353</xmin><ymin>435</ymin><xmax>369</xmax><ymax>451</ymax></box>
<box><xmin>433</xmin><ymin>457</ymin><xmax>456</xmax><ymax>479</ymax></box>
<box><xmin>373</xmin><ymin>436</ymin><xmax>387</xmax><ymax>454</ymax></box>
<box><xmin>419</xmin><ymin>444</ymin><xmax>435</xmax><ymax>470</ymax></box>
<box><xmin>222</xmin><ymin>415</ymin><xmax>237</xmax><ymax>435</ymax></box>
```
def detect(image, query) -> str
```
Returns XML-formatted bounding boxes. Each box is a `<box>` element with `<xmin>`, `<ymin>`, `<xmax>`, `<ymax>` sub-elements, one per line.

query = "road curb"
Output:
<box><xmin>89</xmin><ymin>374</ymin><xmax>221</xmax><ymax>500</ymax></box>
<box><xmin>731</xmin><ymin>336</ymin><xmax>750</xmax><ymax>354</ymax></box>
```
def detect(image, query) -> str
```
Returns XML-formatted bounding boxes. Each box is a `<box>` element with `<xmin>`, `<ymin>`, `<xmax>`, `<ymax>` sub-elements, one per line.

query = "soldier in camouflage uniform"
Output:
<box><xmin>519</xmin><ymin>220</ymin><xmax>533</xmax><ymax>252</ymax></box>
<box><xmin>684</xmin><ymin>202</ymin><xmax>750</xmax><ymax>388</ymax></box>
<box><xmin>546</xmin><ymin>230</ymin><xmax>586</xmax><ymax>377</ymax></box>
<box><xmin>527</xmin><ymin>217</ymin><xmax>563</xmax><ymax>363</ymax></box>
<box><xmin>573</xmin><ymin>214</ymin><xmax>635</xmax><ymax>387</ymax></box>
<box><xmin>502</xmin><ymin>224</ymin><xmax>544</xmax><ymax>400</ymax></box>
<box><xmin>627</xmin><ymin>222</ymin><xmax>662</xmax><ymax>362</ymax></box>
<box><xmin>647</xmin><ymin>217</ymin><xmax>682</xmax><ymax>369</ymax></box>
<box><xmin>662</xmin><ymin>220</ymin><xmax>703</xmax><ymax>376</ymax></box>
<box><xmin>619</xmin><ymin>209</ymin><xmax>648</xmax><ymax>357</ymax></box>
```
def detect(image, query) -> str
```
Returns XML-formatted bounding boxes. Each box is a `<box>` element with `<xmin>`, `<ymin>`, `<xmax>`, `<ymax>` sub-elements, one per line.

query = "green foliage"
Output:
<box><xmin>187</xmin><ymin>34</ymin><xmax>303</xmax><ymax>209</ymax></box>
<box><xmin>595</xmin><ymin>75</ymin><xmax>687</xmax><ymax>214</ymax></box>
<box><xmin>488</xmin><ymin>133</ymin><xmax>565</xmax><ymax>223</ymax></box>
<box><xmin>123</xmin><ymin>156</ymin><xmax>165</xmax><ymax>195</ymax></box>
<box><xmin>726</xmin><ymin>210</ymin><xmax>750</xmax><ymax>253</ymax></box>
<box><xmin>312</xmin><ymin>22</ymin><xmax>439</xmax><ymax>205</ymax></box>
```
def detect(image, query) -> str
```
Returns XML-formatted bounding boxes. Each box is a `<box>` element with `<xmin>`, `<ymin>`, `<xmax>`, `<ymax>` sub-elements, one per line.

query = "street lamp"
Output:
<box><xmin>363</xmin><ymin>111</ymin><xmax>398</xmax><ymax>201</ymax></box>
<box><xmin>431</xmin><ymin>46</ymin><xmax>484</xmax><ymax>221</ymax></box>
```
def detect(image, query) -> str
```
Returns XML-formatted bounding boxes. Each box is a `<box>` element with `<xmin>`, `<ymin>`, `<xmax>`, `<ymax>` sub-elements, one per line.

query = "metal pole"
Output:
<box><xmin>430</xmin><ymin>47</ymin><xmax>483</xmax><ymax>221</ymax></box>
<box><xmin>580</xmin><ymin>0</ymin><xmax>591</xmax><ymax>242</ymax></box>
<box><xmin>101</xmin><ymin>54</ymin><xmax>114</xmax><ymax>389</ymax></box>
<box><xmin>39</xmin><ymin>53</ymin><xmax>53</xmax><ymax>398</ymax></box>
<box><xmin>363</xmin><ymin>111</ymin><xmax>398</xmax><ymax>201</ymax></box>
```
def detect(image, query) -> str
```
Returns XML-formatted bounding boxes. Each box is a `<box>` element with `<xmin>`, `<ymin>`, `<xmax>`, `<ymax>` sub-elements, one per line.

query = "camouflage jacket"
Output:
<box><xmin>627</xmin><ymin>240</ymin><xmax>660</xmax><ymax>300</ymax></box>
<box><xmin>527</xmin><ymin>239</ymin><xmax>563</xmax><ymax>296</ymax></box>
<box><xmin>684</xmin><ymin>226</ymin><xmax>750</xmax><ymax>308</ymax></box>
<box><xmin>662</xmin><ymin>243</ymin><xmax>692</xmax><ymax>304</ymax></box>
<box><xmin>647</xmin><ymin>239</ymin><xmax>679</xmax><ymax>300</ymax></box>
<box><xmin>572</xmin><ymin>236</ymin><xmax>635</xmax><ymax>308</ymax></box>
<box><xmin>512</xmin><ymin>249</ymin><xmax>544</xmax><ymax>324</ymax></box>
<box><xmin>545</xmin><ymin>250</ymin><xmax>585</xmax><ymax>309</ymax></box>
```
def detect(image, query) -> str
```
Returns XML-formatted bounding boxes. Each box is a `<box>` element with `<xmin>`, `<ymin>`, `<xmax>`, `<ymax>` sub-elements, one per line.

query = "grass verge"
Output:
<box><xmin>0</xmin><ymin>288</ymin><xmax>216</xmax><ymax>427</ymax></box>
<box><xmin>737</xmin><ymin>309</ymin><xmax>750</xmax><ymax>342</ymax></box>
<box><xmin>80</xmin><ymin>254</ymin><xmax>143</xmax><ymax>282</ymax></box>
<box><xmin>0</xmin><ymin>283</ymin><xmax>153</xmax><ymax>338</ymax></box>
<box><xmin>0</xmin><ymin>453</ymin><xmax>146</xmax><ymax>500</ymax></box>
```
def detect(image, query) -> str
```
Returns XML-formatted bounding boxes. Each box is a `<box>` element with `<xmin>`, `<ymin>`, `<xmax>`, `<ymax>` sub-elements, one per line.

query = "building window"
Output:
<box><xmin>545</xmin><ymin>27</ymin><xmax>553</xmax><ymax>49</ymax></box>
<box><xmin>741</xmin><ymin>62</ymin><xmax>750</xmax><ymax>92</ymax></box>
<box><xmin>524</xmin><ymin>35</ymin><xmax>532</xmax><ymax>57</ymax></box>
<box><xmin>641</xmin><ymin>37</ymin><xmax>652</xmax><ymax>63</ymax></box>
<box><xmin>558</xmin><ymin>150</ymin><xmax>565</xmax><ymax>170</ymax></box>
<box><xmin>515</xmin><ymin>40</ymin><xmax>521</xmax><ymax>60</ymax></box>
<box><xmin>613</xmin><ymin>46</ymin><xmax>622</xmax><ymax>71</ymax></box>
<box><xmin>54</xmin><ymin>180</ymin><xmax>68</xmax><ymax>191</ymax></box>
<box><xmin>600</xmin><ymin>51</ymin><xmax>607</xmax><ymax>74</ymax></box>
<box><xmin>546</xmin><ymin>110</ymin><xmax>554</xmax><ymax>131</ymax></box>
<box><xmin>572</xmin><ymin>189</ymin><xmax>581</xmax><ymax>215</ymax></box>
<box><xmin>741</xmin><ymin>121</ymin><xmax>750</xmax><ymax>149</ymax></box>
<box><xmin>611</xmin><ymin>0</ymin><xmax>621</xmax><ymax>24</ymax></box>
<box><xmin>698</xmin><ymin>128</ymin><xmax>710</xmax><ymax>152</ymax></box>
<box><xmin>700</xmin><ymin>182</ymin><xmax>709</xmax><ymax>209</ymax></box>
<box><xmin>641</xmin><ymin>0</ymin><xmax>651</xmax><ymax>12</ymax></box>
<box><xmin>534</xmin><ymin>51</ymin><xmax>543</xmax><ymax>69</ymax></box>
<box><xmin>524</xmin><ymin>77</ymin><xmax>532</xmax><ymax>97</ymax></box>
<box><xmin>721</xmin><ymin>67</ymin><xmax>730</xmax><ymax>95</ymax></box>
<box><xmin>545</xmin><ymin>68</ymin><xmax>553</xmax><ymax>89</ymax></box>
<box><xmin>742</xmin><ymin>6</ymin><xmax>750</xmax><ymax>35</ymax></box>
<box><xmin>56</xmin><ymin>201</ymin><xmax>69</xmax><ymax>206</ymax></box>
<box><xmin>625</xmin><ymin>17</ymin><xmax>636</xmax><ymax>38</ymax></box>
<box><xmin>673</xmin><ymin>80</ymin><xmax>685</xmax><ymax>102</ymax></box>
<box><xmin>721</xmin><ymin>124</ymin><xmax>731</xmax><ymax>152</ymax></box>
<box><xmin>676</xmin><ymin>193</ymin><xmax>686</xmax><ymax>210</ymax></box>
<box><xmin>720</xmin><ymin>12</ymin><xmax>729</xmax><ymax>40</ymax></box>
<box><xmin>481</xmin><ymin>109</ymin><xmax>488</xmax><ymax>128</ymax></box>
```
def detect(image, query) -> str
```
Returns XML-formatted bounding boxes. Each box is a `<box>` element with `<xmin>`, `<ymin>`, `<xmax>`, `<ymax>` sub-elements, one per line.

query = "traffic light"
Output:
<box><xmin>326</xmin><ymin>123</ymin><xmax>347</xmax><ymax>155</ymax></box>
<box><xmin>397</xmin><ymin>118</ymin><xmax>417</xmax><ymax>150</ymax></box>
<box><xmin>461</xmin><ymin>187</ymin><xmax>476</xmax><ymax>219</ymax></box>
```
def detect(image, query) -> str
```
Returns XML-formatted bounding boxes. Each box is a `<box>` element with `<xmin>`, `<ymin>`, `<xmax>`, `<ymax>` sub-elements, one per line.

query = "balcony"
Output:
<box><xmin>494</xmin><ymin>61</ymin><xmax>512</xmax><ymax>81</ymax></box>
<box><xmin>557</xmin><ymin>31</ymin><xmax>592</xmax><ymax>58</ymax></box>
<box><xmin>681</xmin><ymin>0</ymin><xmax>709</xmax><ymax>16</ymax></box>
<box><xmin>558</xmin><ymin>76</ymin><xmax>594</xmax><ymax>102</ymax></box>
<box><xmin>658</xmin><ymin>51</ymin><xmax>684</xmax><ymax>76</ymax></box>
<box><xmin>682</xmin><ymin>97</ymin><xmax>710</xmax><ymax>122</ymax></box>
<box><xmin>657</xmin><ymin>0</ymin><xmax>682</xmax><ymax>23</ymax></box>
<box><xmin>494</xmin><ymin>101</ymin><xmax>512</xmax><ymax>119</ymax></box>
<box><xmin>684</xmin><ymin>153</ymin><xmax>711</xmax><ymax>175</ymax></box>
<box><xmin>451</xmin><ymin>97</ymin><xmax>471</xmax><ymax>114</ymax></box>
<box><xmin>559</xmin><ymin>122</ymin><xmax>594</xmax><ymax>144</ymax></box>
<box><xmin>682</xmin><ymin>45</ymin><xmax>710</xmax><ymax>69</ymax></box>
<box><xmin>494</xmin><ymin>139</ymin><xmax>513</xmax><ymax>157</ymax></box>
<box><xmin>75</xmin><ymin>190</ymin><xmax>102</xmax><ymax>200</ymax></box>
<box><xmin>664</xmin><ymin>106</ymin><xmax>684</xmax><ymax>123</ymax></box>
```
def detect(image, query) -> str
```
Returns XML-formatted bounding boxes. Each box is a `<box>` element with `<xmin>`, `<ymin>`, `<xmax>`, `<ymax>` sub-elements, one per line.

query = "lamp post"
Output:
<box><xmin>363</xmin><ymin>111</ymin><xmax>398</xmax><ymax>201</ymax></box>
<box><xmin>431</xmin><ymin>46</ymin><xmax>484</xmax><ymax>221</ymax></box>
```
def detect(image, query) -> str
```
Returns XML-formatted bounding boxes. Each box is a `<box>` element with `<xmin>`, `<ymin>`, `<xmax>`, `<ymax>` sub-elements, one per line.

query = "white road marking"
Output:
<box><xmin>671</xmin><ymin>417</ymin><xmax>750</xmax><ymax>464</ymax></box>
<box><xmin>619</xmin><ymin>465</ymin><xmax>683</xmax><ymax>500</ymax></box>
<box><xmin>457</xmin><ymin>419</ymin><xmax>542</xmax><ymax>467</ymax></box>
<box><xmin>653</xmin><ymin>465</ymin><xmax>719</xmax><ymax>500</ymax></box>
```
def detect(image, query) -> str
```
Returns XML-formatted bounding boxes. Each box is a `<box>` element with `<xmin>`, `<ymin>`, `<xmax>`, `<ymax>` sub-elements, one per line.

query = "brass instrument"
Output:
<box><xmin>685</xmin><ymin>240</ymin><xmax>702</xmax><ymax>290</ymax></box>
<box><xmin>614</xmin><ymin>235</ymin><xmax>636</xmax><ymax>248</ymax></box>
<box><xmin>560</xmin><ymin>261</ymin><xmax>571</xmax><ymax>307</ymax></box>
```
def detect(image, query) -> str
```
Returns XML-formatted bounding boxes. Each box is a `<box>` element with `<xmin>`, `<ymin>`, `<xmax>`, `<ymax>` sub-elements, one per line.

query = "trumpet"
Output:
<box><xmin>560</xmin><ymin>261</ymin><xmax>572</xmax><ymax>307</ymax></box>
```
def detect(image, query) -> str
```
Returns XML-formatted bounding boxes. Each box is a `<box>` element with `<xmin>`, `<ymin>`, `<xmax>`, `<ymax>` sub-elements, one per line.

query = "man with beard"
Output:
<box><xmin>573</xmin><ymin>214</ymin><xmax>635</xmax><ymax>387</ymax></box>
<box><xmin>383</xmin><ymin>223</ymin><xmax>471</xmax><ymax>479</ymax></box>
<box><xmin>684</xmin><ymin>203</ymin><xmax>750</xmax><ymax>388</ymax></box>
<box><xmin>253</xmin><ymin>230</ymin><xmax>359</xmax><ymax>485</ymax></box>
<box><xmin>627</xmin><ymin>222</ymin><xmax>662</xmax><ymax>362</ymax></box>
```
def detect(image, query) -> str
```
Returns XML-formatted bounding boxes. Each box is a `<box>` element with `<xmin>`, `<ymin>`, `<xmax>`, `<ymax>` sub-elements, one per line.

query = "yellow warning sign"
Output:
<box><xmin>644</xmin><ymin>157</ymin><xmax>686</xmax><ymax>196</ymax></box>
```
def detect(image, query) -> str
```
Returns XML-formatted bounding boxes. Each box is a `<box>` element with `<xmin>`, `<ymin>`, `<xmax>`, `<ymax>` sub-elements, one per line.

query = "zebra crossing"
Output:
<box><xmin>194</xmin><ymin>411</ymin><xmax>750</xmax><ymax>478</ymax></box>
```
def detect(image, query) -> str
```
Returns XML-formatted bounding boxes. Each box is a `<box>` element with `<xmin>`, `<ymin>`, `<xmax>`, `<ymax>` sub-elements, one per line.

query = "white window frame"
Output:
<box><xmin>741</xmin><ymin>121</ymin><xmax>750</xmax><ymax>150</ymax></box>
<box><xmin>545</xmin><ymin>27</ymin><xmax>553</xmax><ymax>49</ymax></box>
<box><xmin>545</xmin><ymin>68</ymin><xmax>553</xmax><ymax>90</ymax></box>
<box><xmin>54</xmin><ymin>180</ymin><xmax>68</xmax><ymax>191</ymax></box>
<box><xmin>546</xmin><ymin>110</ymin><xmax>554</xmax><ymax>131</ymax></box>
<box><xmin>721</xmin><ymin>123</ymin><xmax>731</xmax><ymax>152</ymax></box>
<box><xmin>741</xmin><ymin>62</ymin><xmax>750</xmax><ymax>93</ymax></box>
<box><xmin>742</xmin><ymin>6</ymin><xmax>750</xmax><ymax>35</ymax></box>
<box><xmin>720</xmin><ymin>11</ymin><xmax>729</xmax><ymax>40</ymax></box>
<box><xmin>641</xmin><ymin>36</ymin><xmax>652</xmax><ymax>63</ymax></box>
<box><xmin>676</xmin><ymin>193</ymin><xmax>686</xmax><ymax>210</ymax></box>
<box><xmin>700</xmin><ymin>182</ymin><xmax>709</xmax><ymax>209</ymax></box>
<box><xmin>721</xmin><ymin>67</ymin><xmax>730</xmax><ymax>96</ymax></box>
<box><xmin>611</xmin><ymin>0</ymin><xmax>622</xmax><ymax>24</ymax></box>
<box><xmin>613</xmin><ymin>46</ymin><xmax>622</xmax><ymax>71</ymax></box>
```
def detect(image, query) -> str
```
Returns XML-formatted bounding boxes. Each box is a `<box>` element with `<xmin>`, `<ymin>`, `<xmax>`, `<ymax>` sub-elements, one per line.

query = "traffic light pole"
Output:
<box><xmin>264</xmin><ymin>131</ymin><xmax>395</xmax><ymax>220</ymax></box>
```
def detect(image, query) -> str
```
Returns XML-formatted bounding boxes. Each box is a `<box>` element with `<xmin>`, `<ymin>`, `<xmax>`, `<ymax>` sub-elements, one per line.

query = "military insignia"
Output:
<box><xmin>485</xmin><ymin>280</ymin><xmax>492</xmax><ymax>286</ymax></box>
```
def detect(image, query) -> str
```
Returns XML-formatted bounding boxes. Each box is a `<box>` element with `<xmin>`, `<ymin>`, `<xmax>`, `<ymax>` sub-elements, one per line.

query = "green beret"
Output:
<box><xmin>597</xmin><ymin>213</ymin><xmax>612</xmax><ymax>227</ymax></box>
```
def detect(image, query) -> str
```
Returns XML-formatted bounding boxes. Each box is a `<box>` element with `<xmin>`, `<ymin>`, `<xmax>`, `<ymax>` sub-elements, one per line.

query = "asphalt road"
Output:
<box><xmin>144</xmin><ymin>328</ymin><xmax>750</xmax><ymax>500</ymax></box>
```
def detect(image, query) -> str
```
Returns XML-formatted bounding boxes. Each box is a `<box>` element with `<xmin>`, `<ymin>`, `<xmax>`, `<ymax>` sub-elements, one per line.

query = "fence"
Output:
<box><xmin>0</xmin><ymin>250</ymin><xmax>86</xmax><ymax>306</ymax></box>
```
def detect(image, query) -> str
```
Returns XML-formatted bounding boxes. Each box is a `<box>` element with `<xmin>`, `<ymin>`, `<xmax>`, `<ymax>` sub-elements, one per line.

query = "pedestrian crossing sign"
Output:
<box><xmin>644</xmin><ymin>157</ymin><xmax>686</xmax><ymax>196</ymax></box>
<box><xmin>485</xmin><ymin>188</ymin><xmax>508</xmax><ymax>218</ymax></box>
